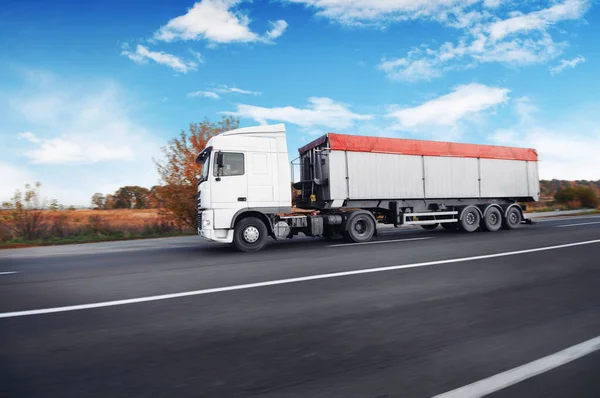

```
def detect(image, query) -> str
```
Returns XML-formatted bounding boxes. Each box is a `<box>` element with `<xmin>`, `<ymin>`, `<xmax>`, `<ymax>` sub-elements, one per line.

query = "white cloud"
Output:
<box><xmin>287</xmin><ymin>0</ymin><xmax>477</xmax><ymax>26</ymax></box>
<box><xmin>213</xmin><ymin>85</ymin><xmax>261</xmax><ymax>95</ymax></box>
<box><xmin>188</xmin><ymin>85</ymin><xmax>261</xmax><ymax>99</ymax></box>
<box><xmin>377</xmin><ymin>0</ymin><xmax>590</xmax><ymax>81</ymax></box>
<box><xmin>224</xmin><ymin>97</ymin><xmax>372</xmax><ymax>129</ymax></box>
<box><xmin>122</xmin><ymin>45</ymin><xmax>197</xmax><ymax>73</ymax></box>
<box><xmin>266</xmin><ymin>20</ymin><xmax>289</xmax><ymax>40</ymax></box>
<box><xmin>188</xmin><ymin>90</ymin><xmax>221</xmax><ymax>99</ymax></box>
<box><xmin>3</xmin><ymin>72</ymin><xmax>163</xmax><ymax>205</ymax></box>
<box><xmin>549</xmin><ymin>55</ymin><xmax>586</xmax><ymax>75</ymax></box>
<box><xmin>154</xmin><ymin>0</ymin><xmax>287</xmax><ymax>44</ymax></box>
<box><xmin>489</xmin><ymin>0</ymin><xmax>589</xmax><ymax>41</ymax></box>
<box><xmin>379</xmin><ymin>53</ymin><xmax>442</xmax><ymax>82</ymax></box>
<box><xmin>19</xmin><ymin>131</ymin><xmax>40</xmax><ymax>143</ymax></box>
<box><xmin>387</xmin><ymin>83</ymin><xmax>510</xmax><ymax>129</ymax></box>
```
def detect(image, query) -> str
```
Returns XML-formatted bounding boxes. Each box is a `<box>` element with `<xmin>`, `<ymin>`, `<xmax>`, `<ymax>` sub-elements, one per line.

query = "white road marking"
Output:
<box><xmin>532</xmin><ymin>215</ymin><xmax>600</xmax><ymax>223</ymax></box>
<box><xmin>327</xmin><ymin>237</ymin><xmax>433</xmax><ymax>247</ymax></box>
<box><xmin>1</xmin><ymin>239</ymin><xmax>599</xmax><ymax>319</ymax></box>
<box><xmin>0</xmin><ymin>271</ymin><xmax>18</xmax><ymax>275</ymax></box>
<box><xmin>434</xmin><ymin>335</ymin><xmax>600</xmax><ymax>398</ymax></box>
<box><xmin>555</xmin><ymin>221</ymin><xmax>600</xmax><ymax>228</ymax></box>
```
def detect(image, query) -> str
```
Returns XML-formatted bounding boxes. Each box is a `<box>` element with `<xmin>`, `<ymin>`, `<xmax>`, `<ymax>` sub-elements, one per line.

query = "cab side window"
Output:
<box><xmin>214</xmin><ymin>152</ymin><xmax>245</xmax><ymax>177</ymax></box>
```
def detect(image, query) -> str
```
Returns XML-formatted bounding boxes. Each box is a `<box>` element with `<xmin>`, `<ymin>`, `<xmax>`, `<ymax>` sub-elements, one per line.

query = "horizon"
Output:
<box><xmin>1</xmin><ymin>0</ymin><xmax>599</xmax><ymax>206</ymax></box>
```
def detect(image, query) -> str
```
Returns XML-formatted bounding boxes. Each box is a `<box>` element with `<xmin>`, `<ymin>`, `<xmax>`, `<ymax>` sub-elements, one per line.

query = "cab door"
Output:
<box><xmin>211</xmin><ymin>151</ymin><xmax>248</xmax><ymax>228</ymax></box>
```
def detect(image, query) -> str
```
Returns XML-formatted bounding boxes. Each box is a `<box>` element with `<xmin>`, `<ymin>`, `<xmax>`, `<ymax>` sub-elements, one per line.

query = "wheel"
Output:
<box><xmin>459</xmin><ymin>207</ymin><xmax>480</xmax><ymax>232</ymax></box>
<box><xmin>233</xmin><ymin>217</ymin><xmax>268</xmax><ymax>252</ymax></box>
<box><xmin>345</xmin><ymin>212</ymin><xmax>376</xmax><ymax>243</ymax></box>
<box><xmin>421</xmin><ymin>223</ymin><xmax>439</xmax><ymax>230</ymax></box>
<box><xmin>441</xmin><ymin>222</ymin><xmax>458</xmax><ymax>230</ymax></box>
<box><xmin>503</xmin><ymin>206</ymin><xmax>522</xmax><ymax>230</ymax></box>
<box><xmin>482</xmin><ymin>207</ymin><xmax>502</xmax><ymax>232</ymax></box>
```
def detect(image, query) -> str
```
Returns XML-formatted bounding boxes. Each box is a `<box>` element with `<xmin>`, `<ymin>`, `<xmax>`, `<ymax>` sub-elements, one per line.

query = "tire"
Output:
<box><xmin>482</xmin><ymin>207</ymin><xmax>502</xmax><ymax>232</ymax></box>
<box><xmin>441</xmin><ymin>222</ymin><xmax>458</xmax><ymax>230</ymax></box>
<box><xmin>459</xmin><ymin>207</ymin><xmax>480</xmax><ymax>233</ymax></box>
<box><xmin>503</xmin><ymin>206</ymin><xmax>522</xmax><ymax>230</ymax></box>
<box><xmin>421</xmin><ymin>223</ymin><xmax>439</xmax><ymax>230</ymax></box>
<box><xmin>233</xmin><ymin>217</ymin><xmax>268</xmax><ymax>252</ymax></box>
<box><xmin>345</xmin><ymin>212</ymin><xmax>376</xmax><ymax>243</ymax></box>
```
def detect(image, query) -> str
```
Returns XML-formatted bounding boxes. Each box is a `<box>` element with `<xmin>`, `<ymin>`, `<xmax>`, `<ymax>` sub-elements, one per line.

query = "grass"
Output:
<box><xmin>0</xmin><ymin>209</ymin><xmax>194</xmax><ymax>249</ymax></box>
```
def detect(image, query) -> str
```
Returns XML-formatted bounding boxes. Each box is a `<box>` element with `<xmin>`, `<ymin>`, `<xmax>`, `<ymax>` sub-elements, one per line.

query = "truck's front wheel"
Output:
<box><xmin>233</xmin><ymin>217</ymin><xmax>268</xmax><ymax>252</ymax></box>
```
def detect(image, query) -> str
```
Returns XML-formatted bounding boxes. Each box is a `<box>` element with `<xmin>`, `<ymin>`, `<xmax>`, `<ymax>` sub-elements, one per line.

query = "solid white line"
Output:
<box><xmin>532</xmin><ymin>215</ymin><xmax>600</xmax><ymax>223</ymax></box>
<box><xmin>0</xmin><ymin>271</ymin><xmax>18</xmax><ymax>275</ymax></box>
<box><xmin>1</xmin><ymin>239</ymin><xmax>599</xmax><ymax>319</ymax></box>
<box><xmin>327</xmin><ymin>237</ymin><xmax>433</xmax><ymax>247</ymax></box>
<box><xmin>555</xmin><ymin>221</ymin><xmax>600</xmax><ymax>228</ymax></box>
<box><xmin>434</xmin><ymin>336</ymin><xmax>600</xmax><ymax>398</ymax></box>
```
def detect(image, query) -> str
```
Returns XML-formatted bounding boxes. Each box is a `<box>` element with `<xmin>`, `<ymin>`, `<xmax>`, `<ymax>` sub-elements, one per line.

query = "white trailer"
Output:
<box><xmin>196</xmin><ymin>124</ymin><xmax>539</xmax><ymax>251</ymax></box>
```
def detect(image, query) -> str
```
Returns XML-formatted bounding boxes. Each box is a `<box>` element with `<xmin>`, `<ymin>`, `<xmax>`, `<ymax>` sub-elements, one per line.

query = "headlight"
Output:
<box><xmin>202</xmin><ymin>218</ymin><xmax>211</xmax><ymax>227</ymax></box>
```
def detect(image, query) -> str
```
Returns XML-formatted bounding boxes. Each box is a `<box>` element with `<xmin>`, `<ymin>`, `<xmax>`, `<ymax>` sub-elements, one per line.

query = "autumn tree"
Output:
<box><xmin>155</xmin><ymin>116</ymin><xmax>239</xmax><ymax>229</ymax></box>
<box><xmin>91</xmin><ymin>193</ymin><xmax>105</xmax><ymax>210</ymax></box>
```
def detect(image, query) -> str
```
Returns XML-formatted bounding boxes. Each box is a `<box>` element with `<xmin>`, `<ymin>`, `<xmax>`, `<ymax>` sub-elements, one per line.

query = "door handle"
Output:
<box><xmin>238</xmin><ymin>197</ymin><xmax>247</xmax><ymax>202</ymax></box>
<box><xmin>215</xmin><ymin>177</ymin><xmax>221</xmax><ymax>182</ymax></box>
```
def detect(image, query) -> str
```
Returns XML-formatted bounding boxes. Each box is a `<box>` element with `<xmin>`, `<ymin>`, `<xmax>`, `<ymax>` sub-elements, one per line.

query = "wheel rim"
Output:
<box><xmin>509</xmin><ymin>211</ymin><xmax>519</xmax><ymax>225</ymax></box>
<box><xmin>465</xmin><ymin>212</ymin><xmax>476</xmax><ymax>225</ymax></box>
<box><xmin>354</xmin><ymin>219</ymin><xmax>368</xmax><ymax>236</ymax></box>
<box><xmin>243</xmin><ymin>226</ymin><xmax>260</xmax><ymax>243</ymax></box>
<box><xmin>489</xmin><ymin>212</ymin><xmax>499</xmax><ymax>225</ymax></box>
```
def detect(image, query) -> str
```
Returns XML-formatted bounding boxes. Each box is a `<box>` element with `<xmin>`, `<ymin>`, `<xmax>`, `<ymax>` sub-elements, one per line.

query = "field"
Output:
<box><xmin>0</xmin><ymin>209</ymin><xmax>192</xmax><ymax>248</ymax></box>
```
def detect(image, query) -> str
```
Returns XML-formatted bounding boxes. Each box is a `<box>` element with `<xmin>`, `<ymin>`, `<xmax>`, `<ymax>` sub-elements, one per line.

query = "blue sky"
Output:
<box><xmin>1</xmin><ymin>0</ymin><xmax>599</xmax><ymax>205</ymax></box>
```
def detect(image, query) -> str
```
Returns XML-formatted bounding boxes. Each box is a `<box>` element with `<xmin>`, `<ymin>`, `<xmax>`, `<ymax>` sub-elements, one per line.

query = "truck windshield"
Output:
<box><xmin>197</xmin><ymin>149</ymin><xmax>211</xmax><ymax>183</ymax></box>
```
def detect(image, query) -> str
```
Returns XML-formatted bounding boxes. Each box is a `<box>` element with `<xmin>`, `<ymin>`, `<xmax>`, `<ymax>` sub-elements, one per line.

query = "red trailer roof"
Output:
<box><xmin>299</xmin><ymin>133</ymin><xmax>538</xmax><ymax>162</ymax></box>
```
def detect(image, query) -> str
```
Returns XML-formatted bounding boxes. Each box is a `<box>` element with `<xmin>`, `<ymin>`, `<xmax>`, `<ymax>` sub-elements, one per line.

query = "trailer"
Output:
<box><xmin>196</xmin><ymin>124</ymin><xmax>539</xmax><ymax>251</ymax></box>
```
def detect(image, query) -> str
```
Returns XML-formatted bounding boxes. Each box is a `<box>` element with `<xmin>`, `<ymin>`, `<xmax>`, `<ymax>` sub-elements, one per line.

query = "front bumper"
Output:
<box><xmin>198</xmin><ymin>210</ymin><xmax>234</xmax><ymax>243</ymax></box>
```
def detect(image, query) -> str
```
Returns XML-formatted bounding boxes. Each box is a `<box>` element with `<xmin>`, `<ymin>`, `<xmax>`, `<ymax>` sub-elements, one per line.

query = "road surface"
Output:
<box><xmin>1</xmin><ymin>215</ymin><xmax>600</xmax><ymax>397</ymax></box>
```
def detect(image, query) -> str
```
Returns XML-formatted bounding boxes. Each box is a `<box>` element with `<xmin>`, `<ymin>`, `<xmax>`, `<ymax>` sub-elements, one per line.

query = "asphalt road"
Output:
<box><xmin>1</xmin><ymin>215</ymin><xmax>600</xmax><ymax>397</ymax></box>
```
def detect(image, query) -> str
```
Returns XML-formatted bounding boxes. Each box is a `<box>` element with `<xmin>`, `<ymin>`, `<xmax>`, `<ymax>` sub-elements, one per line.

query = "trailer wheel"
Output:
<box><xmin>503</xmin><ymin>206</ymin><xmax>522</xmax><ymax>230</ymax></box>
<box><xmin>459</xmin><ymin>207</ymin><xmax>480</xmax><ymax>233</ymax></box>
<box><xmin>421</xmin><ymin>223</ymin><xmax>439</xmax><ymax>230</ymax></box>
<box><xmin>482</xmin><ymin>207</ymin><xmax>502</xmax><ymax>232</ymax></box>
<box><xmin>233</xmin><ymin>217</ymin><xmax>268</xmax><ymax>252</ymax></box>
<box><xmin>345</xmin><ymin>212</ymin><xmax>375</xmax><ymax>243</ymax></box>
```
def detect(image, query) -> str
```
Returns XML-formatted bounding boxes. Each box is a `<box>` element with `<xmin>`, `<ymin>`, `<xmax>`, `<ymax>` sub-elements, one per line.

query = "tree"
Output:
<box><xmin>111</xmin><ymin>186</ymin><xmax>150</xmax><ymax>209</ymax></box>
<box><xmin>91</xmin><ymin>193</ymin><xmax>105</xmax><ymax>210</ymax></box>
<box><xmin>1</xmin><ymin>182</ymin><xmax>47</xmax><ymax>240</ymax></box>
<box><xmin>577</xmin><ymin>186</ymin><xmax>599</xmax><ymax>208</ymax></box>
<box><xmin>49</xmin><ymin>199</ymin><xmax>61</xmax><ymax>211</ymax></box>
<box><xmin>554</xmin><ymin>187</ymin><xmax>577</xmax><ymax>204</ymax></box>
<box><xmin>155</xmin><ymin>116</ymin><xmax>239</xmax><ymax>229</ymax></box>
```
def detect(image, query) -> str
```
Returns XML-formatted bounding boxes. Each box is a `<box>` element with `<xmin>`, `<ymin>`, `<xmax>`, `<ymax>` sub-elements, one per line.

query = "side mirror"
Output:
<box><xmin>216</xmin><ymin>152</ymin><xmax>224</xmax><ymax>168</ymax></box>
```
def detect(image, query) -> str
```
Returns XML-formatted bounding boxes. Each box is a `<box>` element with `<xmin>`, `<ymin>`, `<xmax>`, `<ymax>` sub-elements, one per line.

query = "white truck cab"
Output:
<box><xmin>196</xmin><ymin>124</ymin><xmax>292</xmax><ymax>248</ymax></box>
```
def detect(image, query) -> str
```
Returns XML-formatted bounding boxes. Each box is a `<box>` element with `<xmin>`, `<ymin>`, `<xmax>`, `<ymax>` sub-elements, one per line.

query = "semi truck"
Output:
<box><xmin>196</xmin><ymin>123</ymin><xmax>539</xmax><ymax>252</ymax></box>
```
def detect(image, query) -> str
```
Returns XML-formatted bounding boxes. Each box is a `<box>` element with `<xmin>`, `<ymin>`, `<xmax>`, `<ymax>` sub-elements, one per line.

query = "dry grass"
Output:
<box><xmin>0</xmin><ymin>209</ymin><xmax>192</xmax><ymax>248</ymax></box>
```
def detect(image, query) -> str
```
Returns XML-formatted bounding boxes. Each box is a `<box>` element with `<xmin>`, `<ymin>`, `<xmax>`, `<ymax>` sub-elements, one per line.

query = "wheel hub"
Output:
<box><xmin>489</xmin><ymin>213</ymin><xmax>499</xmax><ymax>224</ymax></box>
<box><xmin>354</xmin><ymin>220</ymin><xmax>367</xmax><ymax>234</ymax></box>
<box><xmin>509</xmin><ymin>213</ymin><xmax>518</xmax><ymax>224</ymax></box>
<box><xmin>466</xmin><ymin>213</ymin><xmax>476</xmax><ymax>225</ymax></box>
<box><xmin>243</xmin><ymin>226</ymin><xmax>260</xmax><ymax>243</ymax></box>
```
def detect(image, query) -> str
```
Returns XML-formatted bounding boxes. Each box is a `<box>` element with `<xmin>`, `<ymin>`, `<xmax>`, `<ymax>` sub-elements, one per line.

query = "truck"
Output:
<box><xmin>195</xmin><ymin>123</ymin><xmax>539</xmax><ymax>252</ymax></box>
